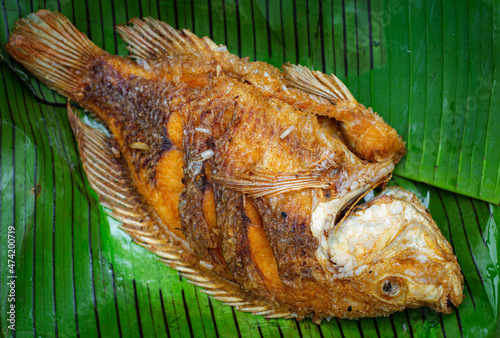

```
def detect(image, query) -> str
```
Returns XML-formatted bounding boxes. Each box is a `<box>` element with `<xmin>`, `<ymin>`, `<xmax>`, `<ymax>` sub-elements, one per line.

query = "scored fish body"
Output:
<box><xmin>6</xmin><ymin>10</ymin><xmax>463</xmax><ymax>322</ymax></box>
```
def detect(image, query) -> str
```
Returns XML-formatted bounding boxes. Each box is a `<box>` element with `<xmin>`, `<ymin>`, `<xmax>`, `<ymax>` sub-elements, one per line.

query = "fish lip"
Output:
<box><xmin>437</xmin><ymin>264</ymin><xmax>465</xmax><ymax>313</ymax></box>
<box><xmin>442</xmin><ymin>298</ymin><xmax>455</xmax><ymax>314</ymax></box>
<box><xmin>436</xmin><ymin>292</ymin><xmax>461</xmax><ymax>314</ymax></box>
<box><xmin>412</xmin><ymin>263</ymin><xmax>464</xmax><ymax>314</ymax></box>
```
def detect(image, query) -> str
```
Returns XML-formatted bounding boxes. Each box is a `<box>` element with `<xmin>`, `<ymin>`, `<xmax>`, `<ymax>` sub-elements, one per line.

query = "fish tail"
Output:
<box><xmin>6</xmin><ymin>10</ymin><xmax>104</xmax><ymax>99</ymax></box>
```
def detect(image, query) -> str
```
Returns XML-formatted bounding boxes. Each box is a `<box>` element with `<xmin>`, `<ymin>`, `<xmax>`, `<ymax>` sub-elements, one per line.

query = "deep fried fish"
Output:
<box><xmin>6</xmin><ymin>10</ymin><xmax>462</xmax><ymax>322</ymax></box>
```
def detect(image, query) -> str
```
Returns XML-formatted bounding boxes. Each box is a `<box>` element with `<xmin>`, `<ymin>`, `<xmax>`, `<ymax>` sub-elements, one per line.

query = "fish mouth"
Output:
<box><xmin>423</xmin><ymin>280</ymin><xmax>463</xmax><ymax>314</ymax></box>
<box><xmin>435</xmin><ymin>263</ymin><xmax>464</xmax><ymax>313</ymax></box>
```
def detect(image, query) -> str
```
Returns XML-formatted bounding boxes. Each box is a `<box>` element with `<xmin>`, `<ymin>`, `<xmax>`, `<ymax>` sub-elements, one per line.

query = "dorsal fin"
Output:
<box><xmin>213</xmin><ymin>166</ymin><xmax>333</xmax><ymax>198</ymax></box>
<box><xmin>283</xmin><ymin>64</ymin><xmax>356</xmax><ymax>104</ymax></box>
<box><xmin>116</xmin><ymin>17</ymin><xmax>223</xmax><ymax>61</ymax></box>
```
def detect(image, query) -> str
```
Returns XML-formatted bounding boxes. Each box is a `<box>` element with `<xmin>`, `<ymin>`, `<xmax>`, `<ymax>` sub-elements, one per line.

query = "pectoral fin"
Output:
<box><xmin>213</xmin><ymin>166</ymin><xmax>332</xmax><ymax>198</ymax></box>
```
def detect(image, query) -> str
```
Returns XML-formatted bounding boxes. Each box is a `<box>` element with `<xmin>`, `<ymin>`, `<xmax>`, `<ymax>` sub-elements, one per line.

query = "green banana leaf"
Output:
<box><xmin>1</xmin><ymin>0</ymin><xmax>499</xmax><ymax>337</ymax></box>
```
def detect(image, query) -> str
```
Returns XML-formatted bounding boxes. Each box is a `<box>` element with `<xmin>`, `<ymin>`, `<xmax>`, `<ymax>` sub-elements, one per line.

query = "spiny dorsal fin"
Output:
<box><xmin>116</xmin><ymin>17</ymin><xmax>223</xmax><ymax>61</ymax></box>
<box><xmin>213</xmin><ymin>166</ymin><xmax>332</xmax><ymax>198</ymax></box>
<box><xmin>283</xmin><ymin>64</ymin><xmax>356</xmax><ymax>104</ymax></box>
<box><xmin>66</xmin><ymin>103</ymin><xmax>295</xmax><ymax>321</ymax></box>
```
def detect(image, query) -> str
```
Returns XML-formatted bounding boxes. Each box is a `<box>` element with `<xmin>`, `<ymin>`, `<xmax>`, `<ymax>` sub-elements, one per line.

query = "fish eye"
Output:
<box><xmin>381</xmin><ymin>279</ymin><xmax>400</xmax><ymax>297</ymax></box>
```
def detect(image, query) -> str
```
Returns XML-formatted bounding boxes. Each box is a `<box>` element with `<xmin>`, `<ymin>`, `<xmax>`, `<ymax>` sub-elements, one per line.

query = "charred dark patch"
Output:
<box><xmin>84</xmin><ymin>61</ymin><xmax>190</xmax><ymax>187</ymax></box>
<box><xmin>89</xmin><ymin>59</ymin><xmax>106</xmax><ymax>74</ymax></box>
<box><xmin>201</xmin><ymin>178</ymin><xmax>210</xmax><ymax>190</ymax></box>
<box><xmin>148</xmin><ymin>170</ymin><xmax>157</xmax><ymax>186</ymax></box>
<box><xmin>254</xmin><ymin>198</ymin><xmax>326</xmax><ymax>286</ymax></box>
<box><xmin>242</xmin><ymin>214</ymin><xmax>251</xmax><ymax>224</ymax></box>
<box><xmin>160</xmin><ymin>136</ymin><xmax>173</xmax><ymax>152</ymax></box>
<box><xmin>200</xmin><ymin>109</ymin><xmax>211</xmax><ymax>121</ymax></box>
<box><xmin>179</xmin><ymin>166</ymin><xmax>229</xmax><ymax>277</ymax></box>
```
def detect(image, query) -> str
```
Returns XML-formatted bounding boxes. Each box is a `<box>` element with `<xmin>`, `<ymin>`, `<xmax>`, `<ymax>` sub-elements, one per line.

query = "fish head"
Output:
<box><xmin>326</xmin><ymin>186</ymin><xmax>464</xmax><ymax>315</ymax></box>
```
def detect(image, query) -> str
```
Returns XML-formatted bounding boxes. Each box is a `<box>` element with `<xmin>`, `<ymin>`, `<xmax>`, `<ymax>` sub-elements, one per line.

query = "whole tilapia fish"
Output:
<box><xmin>6</xmin><ymin>10</ymin><xmax>463</xmax><ymax>322</ymax></box>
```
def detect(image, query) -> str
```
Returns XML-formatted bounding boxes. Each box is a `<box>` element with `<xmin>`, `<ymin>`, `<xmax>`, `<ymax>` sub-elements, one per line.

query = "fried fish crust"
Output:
<box><xmin>6</xmin><ymin>10</ymin><xmax>462</xmax><ymax>322</ymax></box>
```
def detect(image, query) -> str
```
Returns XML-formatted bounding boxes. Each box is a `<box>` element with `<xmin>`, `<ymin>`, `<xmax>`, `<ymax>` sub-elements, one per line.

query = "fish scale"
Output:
<box><xmin>6</xmin><ymin>9</ymin><xmax>463</xmax><ymax>323</ymax></box>
<box><xmin>85</xmin><ymin>59</ymin><xmax>182</xmax><ymax>176</ymax></box>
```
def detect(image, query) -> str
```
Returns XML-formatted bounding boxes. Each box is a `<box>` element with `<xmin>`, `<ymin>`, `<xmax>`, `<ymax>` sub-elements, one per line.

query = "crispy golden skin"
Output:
<box><xmin>6</xmin><ymin>10</ymin><xmax>462</xmax><ymax>322</ymax></box>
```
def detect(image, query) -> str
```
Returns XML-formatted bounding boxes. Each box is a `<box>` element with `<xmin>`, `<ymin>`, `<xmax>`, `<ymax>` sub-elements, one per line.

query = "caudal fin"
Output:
<box><xmin>6</xmin><ymin>10</ymin><xmax>104</xmax><ymax>99</ymax></box>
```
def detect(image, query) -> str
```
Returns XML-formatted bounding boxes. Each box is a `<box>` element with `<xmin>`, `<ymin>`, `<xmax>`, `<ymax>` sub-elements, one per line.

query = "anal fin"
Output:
<box><xmin>67</xmin><ymin>103</ymin><xmax>180</xmax><ymax>249</ymax></box>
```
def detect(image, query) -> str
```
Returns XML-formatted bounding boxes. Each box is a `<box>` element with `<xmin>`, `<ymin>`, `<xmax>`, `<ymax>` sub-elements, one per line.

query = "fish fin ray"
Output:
<box><xmin>116</xmin><ymin>17</ymin><xmax>219</xmax><ymax>61</ymax></box>
<box><xmin>213</xmin><ymin>167</ymin><xmax>330</xmax><ymax>198</ymax></box>
<box><xmin>283</xmin><ymin>64</ymin><xmax>356</xmax><ymax>104</ymax></box>
<box><xmin>68</xmin><ymin>102</ymin><xmax>195</xmax><ymax>250</ymax></box>
<box><xmin>6</xmin><ymin>10</ymin><xmax>103</xmax><ymax>98</ymax></box>
<box><xmin>67</xmin><ymin>103</ymin><xmax>154</xmax><ymax>220</ymax></box>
